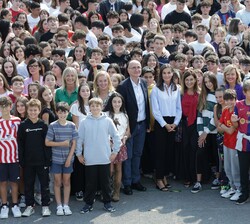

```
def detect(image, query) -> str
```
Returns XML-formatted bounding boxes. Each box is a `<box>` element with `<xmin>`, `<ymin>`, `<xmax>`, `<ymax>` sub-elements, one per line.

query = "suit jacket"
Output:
<box><xmin>98</xmin><ymin>0</ymin><xmax>125</xmax><ymax>25</ymax></box>
<box><xmin>117</xmin><ymin>77</ymin><xmax>150</xmax><ymax>133</ymax></box>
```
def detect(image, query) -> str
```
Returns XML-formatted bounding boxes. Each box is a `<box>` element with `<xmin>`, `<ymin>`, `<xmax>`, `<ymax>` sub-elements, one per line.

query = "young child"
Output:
<box><xmin>17</xmin><ymin>99</ymin><xmax>51</xmax><ymax>217</ymax></box>
<box><xmin>38</xmin><ymin>86</ymin><xmax>57</xmax><ymax>125</ymax></box>
<box><xmin>110</xmin><ymin>74</ymin><xmax>123</xmax><ymax>90</ymax></box>
<box><xmin>0</xmin><ymin>97</ymin><xmax>21</xmax><ymax>219</ymax></box>
<box><xmin>76</xmin><ymin>98</ymin><xmax>121</xmax><ymax>213</ymax></box>
<box><xmin>218</xmin><ymin>89</ymin><xmax>241</xmax><ymax>201</ymax></box>
<box><xmin>104</xmin><ymin>93</ymin><xmax>130</xmax><ymax>202</ymax></box>
<box><xmin>231</xmin><ymin>79</ymin><xmax>250</xmax><ymax>204</ymax></box>
<box><xmin>45</xmin><ymin>102</ymin><xmax>78</xmax><ymax>216</ymax></box>
<box><xmin>192</xmin><ymin>72</ymin><xmax>218</xmax><ymax>193</ymax></box>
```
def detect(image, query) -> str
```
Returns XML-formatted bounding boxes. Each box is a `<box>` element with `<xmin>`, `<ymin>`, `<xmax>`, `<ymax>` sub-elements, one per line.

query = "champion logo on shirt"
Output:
<box><xmin>25</xmin><ymin>128</ymin><xmax>43</xmax><ymax>132</ymax></box>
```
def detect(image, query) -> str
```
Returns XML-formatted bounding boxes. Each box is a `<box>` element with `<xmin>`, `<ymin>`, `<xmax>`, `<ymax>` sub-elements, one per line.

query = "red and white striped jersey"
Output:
<box><xmin>0</xmin><ymin>116</ymin><xmax>21</xmax><ymax>163</ymax></box>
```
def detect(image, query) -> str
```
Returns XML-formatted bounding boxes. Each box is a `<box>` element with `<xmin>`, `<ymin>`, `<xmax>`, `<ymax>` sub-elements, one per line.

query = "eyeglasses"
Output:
<box><xmin>128</xmin><ymin>66</ymin><xmax>141</xmax><ymax>70</ymax></box>
<box><xmin>28</xmin><ymin>64</ymin><xmax>39</xmax><ymax>68</ymax></box>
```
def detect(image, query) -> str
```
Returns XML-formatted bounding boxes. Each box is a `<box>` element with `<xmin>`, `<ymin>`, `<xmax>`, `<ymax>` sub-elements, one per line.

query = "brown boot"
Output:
<box><xmin>112</xmin><ymin>182</ymin><xmax>121</xmax><ymax>202</ymax></box>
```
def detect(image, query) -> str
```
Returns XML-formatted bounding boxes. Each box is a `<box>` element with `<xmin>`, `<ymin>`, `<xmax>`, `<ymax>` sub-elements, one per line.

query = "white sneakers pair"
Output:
<box><xmin>0</xmin><ymin>205</ymin><xmax>22</xmax><ymax>219</ymax></box>
<box><xmin>221</xmin><ymin>188</ymin><xmax>242</xmax><ymax>201</ymax></box>
<box><xmin>22</xmin><ymin>205</ymin><xmax>51</xmax><ymax>217</ymax></box>
<box><xmin>56</xmin><ymin>205</ymin><xmax>72</xmax><ymax>216</ymax></box>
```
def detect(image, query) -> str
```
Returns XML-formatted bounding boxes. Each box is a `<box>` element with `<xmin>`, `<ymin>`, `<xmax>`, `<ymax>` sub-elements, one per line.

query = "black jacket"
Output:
<box><xmin>17</xmin><ymin>118</ymin><xmax>51</xmax><ymax>167</ymax></box>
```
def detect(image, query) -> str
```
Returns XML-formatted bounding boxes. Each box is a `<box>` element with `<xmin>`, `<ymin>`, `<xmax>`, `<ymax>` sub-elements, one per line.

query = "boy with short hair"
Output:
<box><xmin>91</xmin><ymin>21</ymin><xmax>105</xmax><ymax>38</ymax></box>
<box><xmin>8</xmin><ymin>76</ymin><xmax>25</xmax><ymax>104</ymax></box>
<box><xmin>191</xmin><ymin>55</ymin><xmax>205</xmax><ymax>70</ymax></box>
<box><xmin>172</xmin><ymin>23</ymin><xmax>185</xmax><ymax>44</ymax></box>
<box><xmin>17</xmin><ymin>99</ymin><xmax>51</xmax><ymax>217</ymax></box>
<box><xmin>45</xmin><ymin>102</ymin><xmax>78</xmax><ymax>216</ymax></box>
<box><xmin>218</xmin><ymin>89</ymin><xmax>241</xmax><ymax>201</ymax></box>
<box><xmin>130</xmin><ymin>48</ymin><xmax>143</xmax><ymax>63</ymax></box>
<box><xmin>200</xmin><ymin>0</ymin><xmax>211</xmax><ymax>28</ymax></box>
<box><xmin>206</xmin><ymin>55</ymin><xmax>224</xmax><ymax>87</ymax></box>
<box><xmin>239</xmin><ymin>56</ymin><xmax>250</xmax><ymax>80</ymax></box>
<box><xmin>185</xmin><ymin>30</ymin><xmax>198</xmax><ymax>44</ymax></box>
<box><xmin>175</xmin><ymin>53</ymin><xmax>188</xmax><ymax>75</ymax></box>
<box><xmin>153</xmin><ymin>34</ymin><xmax>170</xmax><ymax>67</ymax></box>
<box><xmin>103</xmin><ymin>11</ymin><xmax>120</xmax><ymax>39</ymax></box>
<box><xmin>76</xmin><ymin>98</ymin><xmax>121</xmax><ymax>213</ymax></box>
<box><xmin>0</xmin><ymin>97</ymin><xmax>21</xmax><ymax>219</ymax></box>
<box><xmin>231</xmin><ymin>79</ymin><xmax>250</xmax><ymax>204</ymax></box>
<box><xmin>12</xmin><ymin>21</ymin><xmax>24</xmax><ymax>37</ymax></box>
<box><xmin>189</xmin><ymin>23</ymin><xmax>215</xmax><ymax>55</ymax></box>
<box><xmin>161</xmin><ymin>24</ymin><xmax>177</xmax><ymax>53</ymax></box>
<box><xmin>9</xmin><ymin>0</ymin><xmax>25</xmax><ymax>22</ymax></box>
<box><xmin>216</xmin><ymin>0</ymin><xmax>235</xmax><ymax>26</ymax></box>
<box><xmin>104</xmin><ymin>36</ymin><xmax>129</xmax><ymax>75</ymax></box>
<box><xmin>219</xmin><ymin>56</ymin><xmax>232</xmax><ymax>72</ymax></box>
<box><xmin>98</xmin><ymin>34</ymin><xmax>111</xmax><ymax>58</ymax></box>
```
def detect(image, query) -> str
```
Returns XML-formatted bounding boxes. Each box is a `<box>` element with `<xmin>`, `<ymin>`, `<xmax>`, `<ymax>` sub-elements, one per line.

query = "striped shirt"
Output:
<box><xmin>46</xmin><ymin>121</ymin><xmax>78</xmax><ymax>164</ymax></box>
<box><xmin>197</xmin><ymin>92</ymin><xmax>217</xmax><ymax>136</ymax></box>
<box><xmin>0</xmin><ymin>116</ymin><xmax>21</xmax><ymax>163</ymax></box>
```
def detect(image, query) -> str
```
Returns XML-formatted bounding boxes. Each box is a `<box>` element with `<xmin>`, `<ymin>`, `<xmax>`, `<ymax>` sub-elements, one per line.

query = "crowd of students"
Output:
<box><xmin>1</xmin><ymin>0</ymin><xmax>250</xmax><ymax>220</ymax></box>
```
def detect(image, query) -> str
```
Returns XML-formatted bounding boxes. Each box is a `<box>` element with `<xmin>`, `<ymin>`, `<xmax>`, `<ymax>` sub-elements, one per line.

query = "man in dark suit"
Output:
<box><xmin>117</xmin><ymin>60</ymin><xmax>150</xmax><ymax>195</ymax></box>
<box><xmin>98</xmin><ymin>0</ymin><xmax>125</xmax><ymax>25</ymax></box>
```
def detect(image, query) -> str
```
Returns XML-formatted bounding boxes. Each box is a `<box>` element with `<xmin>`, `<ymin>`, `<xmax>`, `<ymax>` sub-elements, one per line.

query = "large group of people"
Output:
<box><xmin>0</xmin><ymin>0</ymin><xmax>250</xmax><ymax>220</ymax></box>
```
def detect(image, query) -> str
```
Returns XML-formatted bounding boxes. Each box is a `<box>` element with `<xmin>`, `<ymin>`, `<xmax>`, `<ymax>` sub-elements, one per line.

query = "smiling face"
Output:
<box><xmin>28</xmin><ymin>85</ymin><xmax>39</xmax><ymax>99</ymax></box>
<box><xmin>27</xmin><ymin>106</ymin><xmax>40</xmax><ymax>120</ymax></box>
<box><xmin>42</xmin><ymin>88</ymin><xmax>53</xmax><ymax>104</ymax></box>
<box><xmin>97</xmin><ymin>74</ymin><xmax>109</xmax><ymax>91</ymax></box>
<box><xmin>215</xmin><ymin>90</ymin><xmax>224</xmax><ymax>105</ymax></box>
<box><xmin>65</xmin><ymin>73</ymin><xmax>76</xmax><ymax>86</ymax></box>
<box><xmin>44</xmin><ymin>74</ymin><xmax>56</xmax><ymax>89</ymax></box>
<box><xmin>225</xmin><ymin>69</ymin><xmax>237</xmax><ymax>85</ymax></box>
<box><xmin>112</xmin><ymin>96</ymin><xmax>123</xmax><ymax>113</ymax></box>
<box><xmin>162</xmin><ymin>67</ymin><xmax>173</xmax><ymax>85</ymax></box>
<box><xmin>3</xmin><ymin>62</ymin><xmax>14</xmax><ymax>77</ymax></box>
<box><xmin>204</xmin><ymin>77</ymin><xmax>214</xmax><ymax>91</ymax></box>
<box><xmin>90</xmin><ymin>102</ymin><xmax>102</xmax><ymax>117</ymax></box>
<box><xmin>79</xmin><ymin>85</ymin><xmax>90</xmax><ymax>100</ymax></box>
<box><xmin>185</xmin><ymin>75</ymin><xmax>196</xmax><ymax>90</ymax></box>
<box><xmin>16</xmin><ymin>101</ymin><xmax>26</xmax><ymax>116</ymax></box>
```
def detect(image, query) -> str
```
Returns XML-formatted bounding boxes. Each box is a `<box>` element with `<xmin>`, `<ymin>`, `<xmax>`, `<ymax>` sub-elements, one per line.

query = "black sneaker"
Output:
<box><xmin>80</xmin><ymin>204</ymin><xmax>93</xmax><ymax>214</ymax></box>
<box><xmin>191</xmin><ymin>182</ymin><xmax>202</xmax><ymax>193</ymax></box>
<box><xmin>103</xmin><ymin>203</ymin><xmax>116</xmax><ymax>213</ymax></box>
<box><xmin>236</xmin><ymin>196</ymin><xmax>249</xmax><ymax>205</ymax></box>
<box><xmin>75</xmin><ymin>191</ymin><xmax>84</xmax><ymax>201</ymax></box>
<box><xmin>211</xmin><ymin>178</ymin><xmax>221</xmax><ymax>190</ymax></box>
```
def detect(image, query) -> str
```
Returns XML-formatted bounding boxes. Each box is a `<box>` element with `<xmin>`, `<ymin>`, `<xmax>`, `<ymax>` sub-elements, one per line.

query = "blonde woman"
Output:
<box><xmin>93</xmin><ymin>71</ymin><xmax>115</xmax><ymax>108</ymax></box>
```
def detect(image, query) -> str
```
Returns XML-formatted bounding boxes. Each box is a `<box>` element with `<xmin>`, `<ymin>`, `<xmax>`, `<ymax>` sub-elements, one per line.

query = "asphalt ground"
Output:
<box><xmin>1</xmin><ymin>177</ymin><xmax>250</xmax><ymax>224</ymax></box>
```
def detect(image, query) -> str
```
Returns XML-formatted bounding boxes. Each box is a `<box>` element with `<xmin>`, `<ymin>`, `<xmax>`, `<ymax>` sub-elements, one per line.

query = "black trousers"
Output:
<box><xmin>196</xmin><ymin>134</ymin><xmax>218</xmax><ymax>181</ymax></box>
<box><xmin>24</xmin><ymin>165</ymin><xmax>50</xmax><ymax>206</ymax></box>
<box><xmin>182</xmin><ymin>121</ymin><xmax>198</xmax><ymax>182</ymax></box>
<box><xmin>84</xmin><ymin>164</ymin><xmax>111</xmax><ymax>205</ymax></box>
<box><xmin>141</xmin><ymin>131</ymin><xmax>155</xmax><ymax>174</ymax></box>
<box><xmin>154</xmin><ymin>117</ymin><xmax>175</xmax><ymax>179</ymax></box>
<box><xmin>71</xmin><ymin>156</ymin><xmax>85</xmax><ymax>194</ymax></box>
<box><xmin>238</xmin><ymin>151</ymin><xmax>250</xmax><ymax>198</ymax></box>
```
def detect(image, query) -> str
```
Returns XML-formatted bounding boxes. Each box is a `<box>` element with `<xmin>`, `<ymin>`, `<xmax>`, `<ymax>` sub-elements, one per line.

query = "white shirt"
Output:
<box><xmin>150</xmin><ymin>84</ymin><xmax>182</xmax><ymax>127</ymax></box>
<box><xmin>86</xmin><ymin>30</ymin><xmax>98</xmax><ymax>48</ymax></box>
<box><xmin>70</xmin><ymin>101</ymin><xmax>89</xmax><ymax>127</ymax></box>
<box><xmin>189</xmin><ymin>40</ymin><xmax>215</xmax><ymax>55</ymax></box>
<box><xmin>17</xmin><ymin>61</ymin><xmax>29</xmax><ymax>79</ymax></box>
<box><xmin>236</xmin><ymin>9</ymin><xmax>250</xmax><ymax>26</ymax></box>
<box><xmin>27</xmin><ymin>14</ymin><xmax>40</xmax><ymax>30</ymax></box>
<box><xmin>130</xmin><ymin>78</ymin><xmax>146</xmax><ymax>122</ymax></box>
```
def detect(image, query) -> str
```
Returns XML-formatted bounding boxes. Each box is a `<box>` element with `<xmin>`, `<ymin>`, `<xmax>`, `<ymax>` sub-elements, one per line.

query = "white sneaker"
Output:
<box><xmin>0</xmin><ymin>205</ymin><xmax>9</xmax><ymax>219</ymax></box>
<box><xmin>221</xmin><ymin>188</ymin><xmax>236</xmax><ymax>198</ymax></box>
<box><xmin>63</xmin><ymin>205</ymin><xmax>72</xmax><ymax>216</ymax></box>
<box><xmin>230</xmin><ymin>190</ymin><xmax>242</xmax><ymax>201</ymax></box>
<box><xmin>19</xmin><ymin>195</ymin><xmax>26</xmax><ymax>208</ymax></box>
<box><xmin>56</xmin><ymin>205</ymin><xmax>64</xmax><ymax>216</ymax></box>
<box><xmin>11</xmin><ymin>205</ymin><xmax>22</xmax><ymax>218</ymax></box>
<box><xmin>34</xmin><ymin>193</ymin><xmax>42</xmax><ymax>205</ymax></box>
<box><xmin>22</xmin><ymin>206</ymin><xmax>35</xmax><ymax>217</ymax></box>
<box><xmin>42</xmin><ymin>206</ymin><xmax>51</xmax><ymax>217</ymax></box>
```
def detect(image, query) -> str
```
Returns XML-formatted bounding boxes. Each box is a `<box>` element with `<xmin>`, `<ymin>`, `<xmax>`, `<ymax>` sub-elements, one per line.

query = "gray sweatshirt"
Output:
<box><xmin>76</xmin><ymin>113</ymin><xmax>121</xmax><ymax>166</ymax></box>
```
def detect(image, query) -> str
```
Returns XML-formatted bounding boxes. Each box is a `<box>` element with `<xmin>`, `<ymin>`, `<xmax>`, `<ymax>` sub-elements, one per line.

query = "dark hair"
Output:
<box><xmin>142</xmin><ymin>52</ymin><xmax>160</xmax><ymax>77</ymax></box>
<box><xmin>0</xmin><ymin>43</ymin><xmax>10</xmax><ymax>58</ymax></box>
<box><xmin>120</xmin><ymin>21</ymin><xmax>132</xmax><ymax>32</ymax></box>
<box><xmin>29</xmin><ymin>1</ymin><xmax>40</xmax><ymax>9</ymax></box>
<box><xmin>157</xmin><ymin>64</ymin><xmax>177</xmax><ymax>92</ymax></box>
<box><xmin>107</xmin><ymin>63</ymin><xmax>122</xmax><ymax>74</ymax></box>
<box><xmin>140</xmin><ymin>8</ymin><xmax>151</xmax><ymax>23</ymax></box>
<box><xmin>103</xmin><ymin>92</ymin><xmax>127</xmax><ymax>123</ymax></box>
<box><xmin>56</xmin><ymin>102</ymin><xmax>70</xmax><ymax>112</ymax></box>
<box><xmin>27</xmin><ymin>58</ymin><xmax>43</xmax><ymax>77</ymax></box>
<box><xmin>1</xmin><ymin>57</ymin><xmax>18</xmax><ymax>82</ymax></box>
<box><xmin>130</xmin><ymin>13</ymin><xmax>144</xmax><ymax>28</ymax></box>
<box><xmin>24</xmin><ymin>44</ymin><xmax>41</xmax><ymax>58</ymax></box>
<box><xmin>0</xmin><ymin>19</ymin><xmax>10</xmax><ymax>42</ymax></box>
<box><xmin>38</xmin><ymin>85</ymin><xmax>56</xmax><ymax>115</ymax></box>
<box><xmin>74</xmin><ymin>15</ymin><xmax>88</xmax><ymax>27</ymax></box>
<box><xmin>224</xmin><ymin>89</ymin><xmax>237</xmax><ymax>100</ymax></box>
<box><xmin>181</xmin><ymin>68</ymin><xmax>199</xmax><ymax>95</ymax></box>
<box><xmin>77</xmin><ymin>82</ymin><xmax>93</xmax><ymax>115</ymax></box>
<box><xmin>58</xmin><ymin>13</ymin><xmax>69</xmax><ymax>23</ymax></box>
<box><xmin>91</xmin><ymin>20</ymin><xmax>105</xmax><ymax>31</ymax></box>
<box><xmin>218</xmin><ymin>42</ymin><xmax>230</xmax><ymax>58</ymax></box>
<box><xmin>16</xmin><ymin>12</ymin><xmax>31</xmax><ymax>32</ymax></box>
<box><xmin>39</xmin><ymin>57</ymin><xmax>51</xmax><ymax>73</ymax></box>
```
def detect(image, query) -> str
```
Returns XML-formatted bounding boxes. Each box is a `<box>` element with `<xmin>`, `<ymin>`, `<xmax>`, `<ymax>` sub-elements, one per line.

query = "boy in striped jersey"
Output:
<box><xmin>0</xmin><ymin>97</ymin><xmax>21</xmax><ymax>219</ymax></box>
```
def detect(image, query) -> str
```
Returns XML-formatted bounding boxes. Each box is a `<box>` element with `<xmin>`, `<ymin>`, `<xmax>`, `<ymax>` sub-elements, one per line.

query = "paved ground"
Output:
<box><xmin>1</xmin><ymin>178</ymin><xmax>250</xmax><ymax>224</ymax></box>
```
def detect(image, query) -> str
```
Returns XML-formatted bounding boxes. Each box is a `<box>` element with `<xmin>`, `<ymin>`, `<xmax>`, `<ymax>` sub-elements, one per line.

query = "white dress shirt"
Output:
<box><xmin>150</xmin><ymin>84</ymin><xmax>182</xmax><ymax>127</ymax></box>
<box><xmin>130</xmin><ymin>78</ymin><xmax>146</xmax><ymax>122</ymax></box>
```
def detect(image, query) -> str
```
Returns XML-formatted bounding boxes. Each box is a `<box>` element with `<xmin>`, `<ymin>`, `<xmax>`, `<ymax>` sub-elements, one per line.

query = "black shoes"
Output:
<box><xmin>131</xmin><ymin>182</ymin><xmax>147</xmax><ymax>191</ymax></box>
<box><xmin>123</xmin><ymin>185</ymin><xmax>133</xmax><ymax>195</ymax></box>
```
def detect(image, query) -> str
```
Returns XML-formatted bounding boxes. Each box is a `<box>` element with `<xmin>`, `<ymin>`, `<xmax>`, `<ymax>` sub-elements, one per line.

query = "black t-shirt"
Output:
<box><xmin>40</xmin><ymin>31</ymin><xmax>56</xmax><ymax>42</ymax></box>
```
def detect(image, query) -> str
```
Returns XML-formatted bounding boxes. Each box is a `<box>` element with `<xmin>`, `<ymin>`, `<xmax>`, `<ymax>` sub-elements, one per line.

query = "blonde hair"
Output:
<box><xmin>61</xmin><ymin>67</ymin><xmax>79</xmax><ymax>89</ymax></box>
<box><xmin>93</xmin><ymin>71</ymin><xmax>114</xmax><ymax>96</ymax></box>
<box><xmin>223</xmin><ymin>64</ymin><xmax>241</xmax><ymax>85</ymax></box>
<box><xmin>89</xmin><ymin>97</ymin><xmax>103</xmax><ymax>107</ymax></box>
